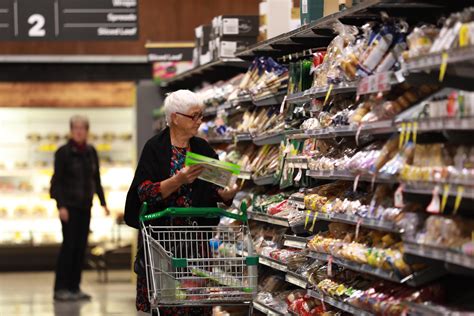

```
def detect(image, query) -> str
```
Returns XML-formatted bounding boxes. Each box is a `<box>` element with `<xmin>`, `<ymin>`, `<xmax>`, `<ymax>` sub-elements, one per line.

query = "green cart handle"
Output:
<box><xmin>139</xmin><ymin>201</ymin><xmax>248</xmax><ymax>223</ymax></box>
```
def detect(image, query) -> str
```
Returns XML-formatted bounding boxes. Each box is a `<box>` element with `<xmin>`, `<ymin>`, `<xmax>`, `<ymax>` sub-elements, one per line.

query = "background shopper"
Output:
<box><xmin>125</xmin><ymin>90</ymin><xmax>238</xmax><ymax>315</ymax></box>
<box><xmin>50</xmin><ymin>115</ymin><xmax>110</xmax><ymax>301</ymax></box>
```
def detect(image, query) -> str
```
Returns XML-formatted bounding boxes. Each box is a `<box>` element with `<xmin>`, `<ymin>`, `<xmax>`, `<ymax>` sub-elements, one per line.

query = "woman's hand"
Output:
<box><xmin>59</xmin><ymin>207</ymin><xmax>69</xmax><ymax>223</ymax></box>
<box><xmin>176</xmin><ymin>165</ymin><xmax>204</xmax><ymax>185</ymax></box>
<box><xmin>218</xmin><ymin>184</ymin><xmax>239</xmax><ymax>202</ymax></box>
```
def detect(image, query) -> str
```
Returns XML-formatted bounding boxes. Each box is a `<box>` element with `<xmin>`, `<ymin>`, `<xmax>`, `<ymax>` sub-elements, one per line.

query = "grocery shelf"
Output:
<box><xmin>285</xmin><ymin>272</ymin><xmax>308</xmax><ymax>289</ymax></box>
<box><xmin>253</xmin><ymin>131</ymin><xmax>287</xmax><ymax>146</ymax></box>
<box><xmin>306</xmin><ymin>169</ymin><xmax>397</xmax><ymax>184</ymax></box>
<box><xmin>307</xmin><ymin>289</ymin><xmax>374</xmax><ymax>316</ymax></box>
<box><xmin>396</xmin><ymin>117</ymin><xmax>474</xmax><ymax>132</ymax></box>
<box><xmin>203</xmin><ymin>106</ymin><xmax>218</xmax><ymax>118</ymax></box>
<box><xmin>236</xmin><ymin>0</ymin><xmax>453</xmax><ymax>61</ymax></box>
<box><xmin>307</xmin><ymin>250</ymin><xmax>443</xmax><ymax>287</ymax></box>
<box><xmin>405</xmin><ymin>46</ymin><xmax>474</xmax><ymax>74</ymax></box>
<box><xmin>236</xmin><ymin>132</ymin><xmax>253</xmax><ymax>142</ymax></box>
<box><xmin>259</xmin><ymin>255</ymin><xmax>288</xmax><ymax>273</ymax></box>
<box><xmin>207</xmin><ymin>132</ymin><xmax>252</xmax><ymax>145</ymax></box>
<box><xmin>248</xmin><ymin>211</ymin><xmax>289</xmax><ymax>227</ymax></box>
<box><xmin>283</xmin><ymin>235</ymin><xmax>307</xmax><ymax>249</ymax></box>
<box><xmin>253</xmin><ymin>301</ymin><xmax>289</xmax><ymax>316</ymax></box>
<box><xmin>402</xmin><ymin>182</ymin><xmax>474</xmax><ymax>200</ymax></box>
<box><xmin>253</xmin><ymin>90</ymin><xmax>287</xmax><ymax>107</ymax></box>
<box><xmin>287</xmin><ymin>194</ymin><xmax>305</xmax><ymax>210</ymax></box>
<box><xmin>160</xmin><ymin>58</ymin><xmax>249</xmax><ymax>89</ymax></box>
<box><xmin>287</xmin><ymin>82</ymin><xmax>359</xmax><ymax>104</ymax></box>
<box><xmin>403</xmin><ymin>240</ymin><xmax>474</xmax><ymax>271</ymax></box>
<box><xmin>253</xmin><ymin>173</ymin><xmax>278</xmax><ymax>186</ymax></box>
<box><xmin>309</xmin><ymin>212</ymin><xmax>401</xmax><ymax>234</ymax></box>
<box><xmin>403</xmin><ymin>302</ymin><xmax>470</xmax><ymax>316</ymax></box>
<box><xmin>285</xmin><ymin>157</ymin><xmax>309</xmax><ymax>170</ymax></box>
<box><xmin>207</xmin><ymin>135</ymin><xmax>233</xmax><ymax>144</ymax></box>
<box><xmin>230</xmin><ymin>94</ymin><xmax>252</xmax><ymax>107</ymax></box>
<box><xmin>288</xmin><ymin>120</ymin><xmax>396</xmax><ymax>140</ymax></box>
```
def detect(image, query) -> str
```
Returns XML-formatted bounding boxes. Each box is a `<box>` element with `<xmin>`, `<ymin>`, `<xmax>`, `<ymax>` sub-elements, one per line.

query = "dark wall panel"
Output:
<box><xmin>0</xmin><ymin>0</ymin><xmax>259</xmax><ymax>55</ymax></box>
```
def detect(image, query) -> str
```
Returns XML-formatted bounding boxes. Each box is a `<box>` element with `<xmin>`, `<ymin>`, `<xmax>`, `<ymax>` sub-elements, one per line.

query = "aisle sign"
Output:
<box><xmin>0</xmin><ymin>0</ymin><xmax>138</xmax><ymax>40</ymax></box>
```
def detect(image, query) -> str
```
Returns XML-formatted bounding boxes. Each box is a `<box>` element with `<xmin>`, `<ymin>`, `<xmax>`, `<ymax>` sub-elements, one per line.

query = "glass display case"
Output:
<box><xmin>0</xmin><ymin>107</ymin><xmax>136</xmax><ymax>247</ymax></box>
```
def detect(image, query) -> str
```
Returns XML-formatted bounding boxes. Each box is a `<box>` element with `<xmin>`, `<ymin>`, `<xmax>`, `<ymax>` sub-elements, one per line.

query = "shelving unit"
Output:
<box><xmin>164</xmin><ymin>1</ymin><xmax>474</xmax><ymax>314</ymax></box>
<box><xmin>307</xmin><ymin>290</ymin><xmax>374</xmax><ymax>316</ymax></box>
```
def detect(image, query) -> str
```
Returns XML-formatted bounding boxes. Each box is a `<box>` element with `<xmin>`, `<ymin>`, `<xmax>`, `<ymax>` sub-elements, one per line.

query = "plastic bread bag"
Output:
<box><xmin>340</xmin><ymin>22</ymin><xmax>373</xmax><ymax>81</ymax></box>
<box><xmin>376</xmin><ymin>32</ymin><xmax>408</xmax><ymax>73</ymax></box>
<box><xmin>326</xmin><ymin>22</ymin><xmax>358</xmax><ymax>85</ymax></box>
<box><xmin>357</xmin><ymin>23</ymin><xmax>396</xmax><ymax>76</ymax></box>
<box><xmin>404</xmin><ymin>25</ymin><xmax>439</xmax><ymax>59</ymax></box>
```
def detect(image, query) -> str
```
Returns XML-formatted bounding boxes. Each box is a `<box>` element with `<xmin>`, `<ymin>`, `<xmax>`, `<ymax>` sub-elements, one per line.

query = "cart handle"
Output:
<box><xmin>139</xmin><ymin>202</ymin><xmax>248</xmax><ymax>223</ymax></box>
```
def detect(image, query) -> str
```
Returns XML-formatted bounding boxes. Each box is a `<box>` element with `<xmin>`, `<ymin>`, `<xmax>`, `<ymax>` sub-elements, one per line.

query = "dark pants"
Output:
<box><xmin>54</xmin><ymin>206</ymin><xmax>91</xmax><ymax>292</ymax></box>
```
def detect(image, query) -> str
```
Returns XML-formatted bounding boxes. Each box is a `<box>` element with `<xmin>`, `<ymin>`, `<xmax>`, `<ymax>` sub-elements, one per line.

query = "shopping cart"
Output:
<box><xmin>139</xmin><ymin>202</ymin><xmax>258</xmax><ymax>315</ymax></box>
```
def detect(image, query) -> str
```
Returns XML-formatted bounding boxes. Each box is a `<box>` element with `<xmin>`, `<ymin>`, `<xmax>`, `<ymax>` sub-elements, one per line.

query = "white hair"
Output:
<box><xmin>70</xmin><ymin>115</ymin><xmax>89</xmax><ymax>130</ymax></box>
<box><xmin>163</xmin><ymin>90</ymin><xmax>202</xmax><ymax>124</ymax></box>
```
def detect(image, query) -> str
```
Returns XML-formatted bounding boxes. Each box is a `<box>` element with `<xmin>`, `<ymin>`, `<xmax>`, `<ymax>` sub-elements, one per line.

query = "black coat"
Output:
<box><xmin>124</xmin><ymin>127</ymin><xmax>221</xmax><ymax>229</ymax></box>
<box><xmin>50</xmin><ymin>141</ymin><xmax>106</xmax><ymax>209</ymax></box>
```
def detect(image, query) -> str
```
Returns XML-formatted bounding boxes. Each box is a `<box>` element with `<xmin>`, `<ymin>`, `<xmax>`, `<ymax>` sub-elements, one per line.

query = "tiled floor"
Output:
<box><xmin>0</xmin><ymin>270</ymin><xmax>139</xmax><ymax>316</ymax></box>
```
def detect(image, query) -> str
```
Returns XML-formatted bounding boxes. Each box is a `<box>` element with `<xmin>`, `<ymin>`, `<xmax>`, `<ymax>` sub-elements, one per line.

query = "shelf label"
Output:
<box><xmin>327</xmin><ymin>255</ymin><xmax>333</xmax><ymax>277</ymax></box>
<box><xmin>460</xmin><ymin>24</ymin><xmax>470</xmax><ymax>48</ymax></box>
<box><xmin>404</xmin><ymin>122</ymin><xmax>412</xmax><ymax>145</ymax></box>
<box><xmin>353</xmin><ymin>174</ymin><xmax>360</xmax><ymax>192</ymax></box>
<box><xmin>412</xmin><ymin>121</ymin><xmax>418</xmax><ymax>144</ymax></box>
<box><xmin>305</xmin><ymin>210</ymin><xmax>311</xmax><ymax>229</ymax></box>
<box><xmin>309</xmin><ymin>211</ymin><xmax>318</xmax><ymax>232</ymax></box>
<box><xmin>399</xmin><ymin>123</ymin><xmax>406</xmax><ymax>149</ymax></box>
<box><xmin>439</xmin><ymin>52</ymin><xmax>449</xmax><ymax>82</ymax></box>
<box><xmin>441</xmin><ymin>184</ymin><xmax>450</xmax><ymax>213</ymax></box>
<box><xmin>453</xmin><ymin>186</ymin><xmax>464</xmax><ymax>215</ymax></box>
<box><xmin>357</xmin><ymin>72</ymin><xmax>391</xmax><ymax>96</ymax></box>
<box><xmin>323</xmin><ymin>84</ymin><xmax>333</xmax><ymax>106</ymax></box>
<box><xmin>355</xmin><ymin>218</ymin><xmax>362</xmax><ymax>240</ymax></box>
<box><xmin>279</xmin><ymin>95</ymin><xmax>287</xmax><ymax>114</ymax></box>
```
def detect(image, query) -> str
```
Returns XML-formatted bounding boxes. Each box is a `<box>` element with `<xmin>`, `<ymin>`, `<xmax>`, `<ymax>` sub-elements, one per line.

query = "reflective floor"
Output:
<box><xmin>0</xmin><ymin>270</ymin><xmax>139</xmax><ymax>316</ymax></box>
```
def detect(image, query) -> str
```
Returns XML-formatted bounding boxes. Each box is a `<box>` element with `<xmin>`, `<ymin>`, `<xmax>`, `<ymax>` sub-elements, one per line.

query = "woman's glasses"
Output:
<box><xmin>176</xmin><ymin>112</ymin><xmax>204</xmax><ymax>121</ymax></box>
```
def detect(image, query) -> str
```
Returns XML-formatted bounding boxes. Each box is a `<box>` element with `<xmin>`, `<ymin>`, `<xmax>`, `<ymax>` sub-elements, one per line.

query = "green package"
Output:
<box><xmin>185</xmin><ymin>151</ymin><xmax>241</xmax><ymax>188</ymax></box>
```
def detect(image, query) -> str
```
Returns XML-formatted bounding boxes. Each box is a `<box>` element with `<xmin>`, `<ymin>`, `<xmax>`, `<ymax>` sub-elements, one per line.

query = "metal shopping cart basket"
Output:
<box><xmin>139</xmin><ymin>202</ymin><xmax>258</xmax><ymax>315</ymax></box>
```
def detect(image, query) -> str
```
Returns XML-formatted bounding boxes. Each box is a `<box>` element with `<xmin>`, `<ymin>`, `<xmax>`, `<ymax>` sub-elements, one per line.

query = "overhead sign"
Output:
<box><xmin>0</xmin><ymin>0</ymin><xmax>139</xmax><ymax>40</ymax></box>
<box><xmin>145</xmin><ymin>42</ymin><xmax>194</xmax><ymax>62</ymax></box>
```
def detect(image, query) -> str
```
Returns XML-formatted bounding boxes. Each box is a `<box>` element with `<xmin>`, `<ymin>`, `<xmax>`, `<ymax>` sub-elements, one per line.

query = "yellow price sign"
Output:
<box><xmin>412</xmin><ymin>122</ymin><xmax>418</xmax><ymax>144</ymax></box>
<box><xmin>323</xmin><ymin>84</ymin><xmax>334</xmax><ymax>106</ymax></box>
<box><xmin>404</xmin><ymin>122</ymin><xmax>412</xmax><ymax>145</ymax></box>
<box><xmin>440</xmin><ymin>184</ymin><xmax>450</xmax><ymax>213</ymax></box>
<box><xmin>304</xmin><ymin>210</ymin><xmax>311</xmax><ymax>229</ymax></box>
<box><xmin>97</xmin><ymin>143</ymin><xmax>112</xmax><ymax>152</ymax></box>
<box><xmin>439</xmin><ymin>52</ymin><xmax>449</xmax><ymax>82</ymax></box>
<box><xmin>399</xmin><ymin>123</ymin><xmax>406</xmax><ymax>149</ymax></box>
<box><xmin>453</xmin><ymin>186</ymin><xmax>464</xmax><ymax>215</ymax></box>
<box><xmin>309</xmin><ymin>211</ymin><xmax>318</xmax><ymax>232</ymax></box>
<box><xmin>460</xmin><ymin>24</ymin><xmax>470</xmax><ymax>48</ymax></box>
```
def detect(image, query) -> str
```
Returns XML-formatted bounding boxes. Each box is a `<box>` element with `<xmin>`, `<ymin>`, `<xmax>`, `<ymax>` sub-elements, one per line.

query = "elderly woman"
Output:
<box><xmin>125</xmin><ymin>90</ymin><xmax>238</xmax><ymax>316</ymax></box>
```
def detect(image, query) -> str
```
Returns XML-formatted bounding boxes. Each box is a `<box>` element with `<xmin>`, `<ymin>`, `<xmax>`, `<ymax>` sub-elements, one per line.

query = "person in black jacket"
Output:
<box><xmin>124</xmin><ymin>90</ymin><xmax>238</xmax><ymax>316</ymax></box>
<box><xmin>50</xmin><ymin>115</ymin><xmax>109</xmax><ymax>301</ymax></box>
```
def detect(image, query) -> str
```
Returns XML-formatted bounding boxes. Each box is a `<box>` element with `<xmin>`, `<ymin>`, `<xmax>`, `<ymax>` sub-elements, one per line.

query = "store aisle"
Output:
<box><xmin>0</xmin><ymin>270</ymin><xmax>137</xmax><ymax>316</ymax></box>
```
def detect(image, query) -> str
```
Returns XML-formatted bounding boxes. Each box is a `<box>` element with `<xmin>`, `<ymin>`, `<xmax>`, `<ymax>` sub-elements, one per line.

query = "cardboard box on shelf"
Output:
<box><xmin>215</xmin><ymin>36</ymin><xmax>258</xmax><ymax>58</ymax></box>
<box><xmin>212</xmin><ymin>15</ymin><xmax>259</xmax><ymax>38</ymax></box>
